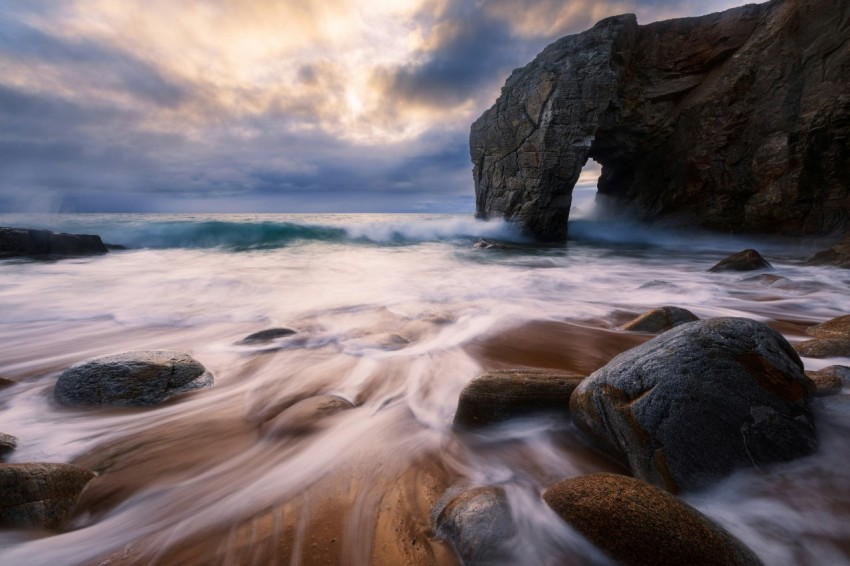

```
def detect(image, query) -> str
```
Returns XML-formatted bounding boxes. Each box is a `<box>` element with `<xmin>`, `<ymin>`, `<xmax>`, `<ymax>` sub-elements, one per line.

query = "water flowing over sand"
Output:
<box><xmin>0</xmin><ymin>213</ymin><xmax>848</xmax><ymax>565</ymax></box>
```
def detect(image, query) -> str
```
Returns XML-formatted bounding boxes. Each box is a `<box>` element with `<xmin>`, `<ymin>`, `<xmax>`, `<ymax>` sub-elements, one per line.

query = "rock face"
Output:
<box><xmin>0</xmin><ymin>227</ymin><xmax>108</xmax><ymax>258</ymax></box>
<box><xmin>471</xmin><ymin>0</ymin><xmax>850</xmax><ymax>241</ymax></box>
<box><xmin>432</xmin><ymin>486</ymin><xmax>515</xmax><ymax>565</ymax></box>
<box><xmin>543</xmin><ymin>473</ymin><xmax>763</xmax><ymax>566</ymax></box>
<box><xmin>453</xmin><ymin>369</ymin><xmax>584</xmax><ymax>428</ymax></box>
<box><xmin>709</xmin><ymin>249</ymin><xmax>772</xmax><ymax>272</ymax></box>
<box><xmin>570</xmin><ymin>318</ymin><xmax>817</xmax><ymax>492</ymax></box>
<box><xmin>620</xmin><ymin>306</ymin><xmax>698</xmax><ymax>333</ymax></box>
<box><xmin>55</xmin><ymin>351</ymin><xmax>213</xmax><ymax>407</ymax></box>
<box><xmin>0</xmin><ymin>463</ymin><xmax>95</xmax><ymax>528</ymax></box>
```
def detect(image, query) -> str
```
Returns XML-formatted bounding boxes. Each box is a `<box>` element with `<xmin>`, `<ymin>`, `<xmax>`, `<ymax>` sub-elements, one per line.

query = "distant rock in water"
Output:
<box><xmin>239</xmin><ymin>327</ymin><xmax>297</xmax><ymax>344</ymax></box>
<box><xmin>471</xmin><ymin>0</ymin><xmax>850</xmax><ymax>241</ymax></box>
<box><xmin>0</xmin><ymin>433</ymin><xmax>17</xmax><ymax>458</ymax></box>
<box><xmin>0</xmin><ymin>463</ymin><xmax>95</xmax><ymax>529</ymax></box>
<box><xmin>543</xmin><ymin>473</ymin><xmax>763</xmax><ymax>566</ymax></box>
<box><xmin>453</xmin><ymin>368</ymin><xmax>584</xmax><ymax>428</ymax></box>
<box><xmin>570</xmin><ymin>318</ymin><xmax>817</xmax><ymax>493</ymax></box>
<box><xmin>808</xmin><ymin>233</ymin><xmax>850</xmax><ymax>268</ymax></box>
<box><xmin>55</xmin><ymin>350</ymin><xmax>213</xmax><ymax>407</ymax></box>
<box><xmin>620</xmin><ymin>306</ymin><xmax>698</xmax><ymax>333</ymax></box>
<box><xmin>261</xmin><ymin>394</ymin><xmax>354</xmax><ymax>437</ymax></box>
<box><xmin>805</xmin><ymin>366</ymin><xmax>847</xmax><ymax>397</ymax></box>
<box><xmin>0</xmin><ymin>227</ymin><xmax>108</xmax><ymax>258</ymax></box>
<box><xmin>709</xmin><ymin>249</ymin><xmax>772</xmax><ymax>272</ymax></box>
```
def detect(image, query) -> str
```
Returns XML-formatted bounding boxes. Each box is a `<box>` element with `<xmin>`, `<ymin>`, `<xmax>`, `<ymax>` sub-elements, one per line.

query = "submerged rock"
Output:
<box><xmin>0</xmin><ymin>227</ymin><xmax>108</xmax><ymax>258</ymax></box>
<box><xmin>806</xmin><ymin>315</ymin><xmax>850</xmax><ymax>339</ymax></box>
<box><xmin>620</xmin><ymin>306</ymin><xmax>698</xmax><ymax>333</ymax></box>
<box><xmin>261</xmin><ymin>394</ymin><xmax>354</xmax><ymax>437</ymax></box>
<box><xmin>453</xmin><ymin>369</ymin><xmax>584</xmax><ymax>428</ymax></box>
<box><xmin>0</xmin><ymin>433</ymin><xmax>17</xmax><ymax>458</ymax></box>
<box><xmin>794</xmin><ymin>338</ymin><xmax>850</xmax><ymax>359</ymax></box>
<box><xmin>55</xmin><ymin>350</ymin><xmax>213</xmax><ymax>407</ymax></box>
<box><xmin>239</xmin><ymin>327</ymin><xmax>297</xmax><ymax>344</ymax></box>
<box><xmin>543</xmin><ymin>473</ymin><xmax>763</xmax><ymax>566</ymax></box>
<box><xmin>432</xmin><ymin>486</ymin><xmax>515</xmax><ymax>565</ymax></box>
<box><xmin>570</xmin><ymin>318</ymin><xmax>817</xmax><ymax>492</ymax></box>
<box><xmin>805</xmin><ymin>366</ymin><xmax>847</xmax><ymax>397</ymax></box>
<box><xmin>0</xmin><ymin>377</ymin><xmax>15</xmax><ymax>389</ymax></box>
<box><xmin>808</xmin><ymin>233</ymin><xmax>850</xmax><ymax>268</ymax></box>
<box><xmin>0</xmin><ymin>463</ymin><xmax>95</xmax><ymax>528</ymax></box>
<box><xmin>471</xmin><ymin>0</ymin><xmax>849</xmax><ymax>241</ymax></box>
<box><xmin>742</xmin><ymin>274</ymin><xmax>791</xmax><ymax>286</ymax></box>
<box><xmin>709</xmin><ymin>249</ymin><xmax>772</xmax><ymax>272</ymax></box>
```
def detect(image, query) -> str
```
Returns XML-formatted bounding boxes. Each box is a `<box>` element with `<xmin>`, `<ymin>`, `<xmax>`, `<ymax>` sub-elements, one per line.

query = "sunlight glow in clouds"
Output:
<box><xmin>0</xmin><ymin>0</ymin><xmax>748</xmax><ymax>213</ymax></box>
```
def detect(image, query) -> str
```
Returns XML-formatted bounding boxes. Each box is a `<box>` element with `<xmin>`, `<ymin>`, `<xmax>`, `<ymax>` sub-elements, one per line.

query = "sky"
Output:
<box><xmin>0</xmin><ymin>0</ymin><xmax>748</xmax><ymax>214</ymax></box>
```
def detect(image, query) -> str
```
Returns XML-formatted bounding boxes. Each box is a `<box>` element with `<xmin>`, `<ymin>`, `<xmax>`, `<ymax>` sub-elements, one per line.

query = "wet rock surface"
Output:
<box><xmin>432</xmin><ymin>486</ymin><xmax>515</xmax><ymax>566</ymax></box>
<box><xmin>0</xmin><ymin>433</ymin><xmax>17</xmax><ymax>458</ymax></box>
<box><xmin>0</xmin><ymin>463</ymin><xmax>96</xmax><ymax>529</ymax></box>
<box><xmin>543</xmin><ymin>473</ymin><xmax>763</xmax><ymax>566</ymax></box>
<box><xmin>55</xmin><ymin>351</ymin><xmax>213</xmax><ymax>407</ymax></box>
<box><xmin>806</xmin><ymin>315</ymin><xmax>850</xmax><ymax>339</ymax></box>
<box><xmin>239</xmin><ymin>327</ymin><xmax>297</xmax><ymax>344</ymax></box>
<box><xmin>471</xmin><ymin>0</ymin><xmax>850</xmax><ymax>241</ymax></box>
<box><xmin>805</xmin><ymin>366</ymin><xmax>847</xmax><ymax>397</ymax></box>
<box><xmin>620</xmin><ymin>306</ymin><xmax>698</xmax><ymax>333</ymax></box>
<box><xmin>795</xmin><ymin>338</ymin><xmax>850</xmax><ymax>359</ymax></box>
<box><xmin>709</xmin><ymin>249</ymin><xmax>772</xmax><ymax>273</ymax></box>
<box><xmin>570</xmin><ymin>318</ymin><xmax>817</xmax><ymax>492</ymax></box>
<box><xmin>808</xmin><ymin>233</ymin><xmax>850</xmax><ymax>268</ymax></box>
<box><xmin>453</xmin><ymin>368</ymin><xmax>584</xmax><ymax>428</ymax></box>
<box><xmin>261</xmin><ymin>394</ymin><xmax>354</xmax><ymax>437</ymax></box>
<box><xmin>0</xmin><ymin>227</ymin><xmax>109</xmax><ymax>258</ymax></box>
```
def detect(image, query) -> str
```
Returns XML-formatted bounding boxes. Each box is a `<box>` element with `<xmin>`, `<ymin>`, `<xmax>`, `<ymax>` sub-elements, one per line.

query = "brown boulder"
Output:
<box><xmin>0</xmin><ymin>463</ymin><xmax>95</xmax><ymax>529</ymax></box>
<box><xmin>620</xmin><ymin>306</ymin><xmax>698</xmax><ymax>333</ymax></box>
<box><xmin>795</xmin><ymin>338</ymin><xmax>850</xmax><ymax>358</ymax></box>
<box><xmin>543</xmin><ymin>473</ymin><xmax>762</xmax><ymax>565</ymax></box>
<box><xmin>806</xmin><ymin>315</ymin><xmax>850</xmax><ymax>339</ymax></box>
<box><xmin>453</xmin><ymin>369</ymin><xmax>584</xmax><ymax>428</ymax></box>
<box><xmin>805</xmin><ymin>367</ymin><xmax>847</xmax><ymax>397</ymax></box>
<box><xmin>709</xmin><ymin>249</ymin><xmax>772</xmax><ymax>272</ymax></box>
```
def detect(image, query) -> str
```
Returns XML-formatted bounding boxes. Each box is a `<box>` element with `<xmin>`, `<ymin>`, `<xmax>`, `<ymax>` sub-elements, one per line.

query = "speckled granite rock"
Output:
<box><xmin>472</xmin><ymin>0</ymin><xmax>850</xmax><ymax>241</ymax></box>
<box><xmin>0</xmin><ymin>463</ymin><xmax>95</xmax><ymax>528</ymax></box>
<box><xmin>620</xmin><ymin>306</ymin><xmax>698</xmax><ymax>333</ymax></box>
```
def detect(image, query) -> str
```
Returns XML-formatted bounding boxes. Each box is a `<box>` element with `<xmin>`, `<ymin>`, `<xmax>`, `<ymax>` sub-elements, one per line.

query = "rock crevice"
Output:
<box><xmin>472</xmin><ymin>0</ymin><xmax>850</xmax><ymax>241</ymax></box>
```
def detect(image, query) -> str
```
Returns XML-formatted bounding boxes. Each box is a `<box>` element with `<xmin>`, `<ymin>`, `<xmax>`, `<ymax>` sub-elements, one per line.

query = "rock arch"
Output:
<box><xmin>471</xmin><ymin>0</ymin><xmax>850</xmax><ymax>242</ymax></box>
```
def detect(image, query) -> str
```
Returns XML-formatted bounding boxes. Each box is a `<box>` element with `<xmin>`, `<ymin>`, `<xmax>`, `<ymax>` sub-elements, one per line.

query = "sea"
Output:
<box><xmin>0</xmin><ymin>211</ymin><xmax>848</xmax><ymax>565</ymax></box>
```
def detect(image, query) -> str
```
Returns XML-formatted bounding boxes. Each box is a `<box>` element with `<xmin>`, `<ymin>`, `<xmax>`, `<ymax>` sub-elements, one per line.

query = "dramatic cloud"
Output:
<box><xmin>0</xmin><ymin>0</ymin><xmax>749</xmax><ymax>214</ymax></box>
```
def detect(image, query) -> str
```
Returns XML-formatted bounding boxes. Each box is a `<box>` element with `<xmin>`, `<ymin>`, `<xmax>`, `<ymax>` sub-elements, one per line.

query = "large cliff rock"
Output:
<box><xmin>471</xmin><ymin>0</ymin><xmax>850</xmax><ymax>241</ymax></box>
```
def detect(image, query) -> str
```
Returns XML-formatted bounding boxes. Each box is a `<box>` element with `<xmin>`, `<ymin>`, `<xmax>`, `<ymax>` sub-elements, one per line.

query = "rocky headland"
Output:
<box><xmin>471</xmin><ymin>0</ymin><xmax>850</xmax><ymax>241</ymax></box>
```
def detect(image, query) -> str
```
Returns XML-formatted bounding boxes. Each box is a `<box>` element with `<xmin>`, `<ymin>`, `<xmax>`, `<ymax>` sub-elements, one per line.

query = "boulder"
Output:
<box><xmin>808</xmin><ymin>233</ymin><xmax>850</xmax><ymax>268</ymax></box>
<box><xmin>709</xmin><ymin>249</ymin><xmax>772</xmax><ymax>272</ymax></box>
<box><xmin>805</xmin><ymin>366</ymin><xmax>847</xmax><ymax>397</ymax></box>
<box><xmin>55</xmin><ymin>351</ymin><xmax>213</xmax><ymax>407</ymax></box>
<box><xmin>806</xmin><ymin>315</ymin><xmax>850</xmax><ymax>339</ymax></box>
<box><xmin>0</xmin><ymin>227</ymin><xmax>108</xmax><ymax>258</ymax></box>
<box><xmin>453</xmin><ymin>369</ymin><xmax>584</xmax><ymax>428</ymax></box>
<box><xmin>0</xmin><ymin>377</ymin><xmax>15</xmax><ymax>389</ymax></box>
<box><xmin>620</xmin><ymin>306</ymin><xmax>699</xmax><ymax>333</ymax></box>
<box><xmin>261</xmin><ymin>394</ymin><xmax>354</xmax><ymax>437</ymax></box>
<box><xmin>471</xmin><ymin>0</ymin><xmax>850</xmax><ymax>241</ymax></box>
<box><xmin>543</xmin><ymin>473</ymin><xmax>762</xmax><ymax>566</ymax></box>
<box><xmin>570</xmin><ymin>318</ymin><xmax>817</xmax><ymax>492</ymax></box>
<box><xmin>0</xmin><ymin>463</ymin><xmax>95</xmax><ymax>528</ymax></box>
<box><xmin>794</xmin><ymin>338</ymin><xmax>850</xmax><ymax>359</ymax></box>
<box><xmin>239</xmin><ymin>327</ymin><xmax>297</xmax><ymax>344</ymax></box>
<box><xmin>0</xmin><ymin>433</ymin><xmax>17</xmax><ymax>458</ymax></box>
<box><xmin>432</xmin><ymin>486</ymin><xmax>515</xmax><ymax>565</ymax></box>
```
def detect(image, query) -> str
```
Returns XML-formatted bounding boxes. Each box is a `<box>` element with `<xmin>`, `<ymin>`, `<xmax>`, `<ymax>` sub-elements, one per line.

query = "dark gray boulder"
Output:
<box><xmin>709</xmin><ymin>249</ymin><xmax>772</xmax><ymax>272</ymax></box>
<box><xmin>453</xmin><ymin>368</ymin><xmax>584</xmax><ymax>428</ymax></box>
<box><xmin>543</xmin><ymin>473</ymin><xmax>763</xmax><ymax>566</ymax></box>
<box><xmin>0</xmin><ymin>227</ymin><xmax>108</xmax><ymax>258</ymax></box>
<box><xmin>0</xmin><ymin>463</ymin><xmax>95</xmax><ymax>528</ymax></box>
<box><xmin>261</xmin><ymin>394</ymin><xmax>354</xmax><ymax>437</ymax></box>
<box><xmin>239</xmin><ymin>327</ymin><xmax>297</xmax><ymax>344</ymax></box>
<box><xmin>432</xmin><ymin>486</ymin><xmax>516</xmax><ymax>565</ymax></box>
<box><xmin>570</xmin><ymin>318</ymin><xmax>817</xmax><ymax>492</ymax></box>
<box><xmin>620</xmin><ymin>306</ymin><xmax>698</xmax><ymax>333</ymax></box>
<box><xmin>795</xmin><ymin>338</ymin><xmax>850</xmax><ymax>358</ymax></box>
<box><xmin>0</xmin><ymin>433</ymin><xmax>16</xmax><ymax>458</ymax></box>
<box><xmin>55</xmin><ymin>350</ymin><xmax>213</xmax><ymax>407</ymax></box>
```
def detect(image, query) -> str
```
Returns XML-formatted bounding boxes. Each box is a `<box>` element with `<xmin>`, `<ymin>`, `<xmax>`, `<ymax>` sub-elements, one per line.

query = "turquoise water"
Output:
<box><xmin>0</xmin><ymin>213</ymin><xmax>848</xmax><ymax>564</ymax></box>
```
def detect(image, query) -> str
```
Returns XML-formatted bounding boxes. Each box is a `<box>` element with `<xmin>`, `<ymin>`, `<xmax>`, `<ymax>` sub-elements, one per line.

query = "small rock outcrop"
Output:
<box><xmin>620</xmin><ymin>306</ymin><xmax>698</xmax><ymax>333</ymax></box>
<box><xmin>55</xmin><ymin>351</ymin><xmax>213</xmax><ymax>407</ymax></box>
<box><xmin>471</xmin><ymin>0</ymin><xmax>850</xmax><ymax>241</ymax></box>
<box><xmin>453</xmin><ymin>369</ymin><xmax>584</xmax><ymax>428</ymax></box>
<box><xmin>0</xmin><ymin>463</ymin><xmax>95</xmax><ymax>528</ymax></box>
<box><xmin>261</xmin><ymin>394</ymin><xmax>354</xmax><ymax>437</ymax></box>
<box><xmin>808</xmin><ymin>233</ymin><xmax>850</xmax><ymax>268</ymax></box>
<box><xmin>794</xmin><ymin>338</ymin><xmax>850</xmax><ymax>359</ymax></box>
<box><xmin>0</xmin><ymin>433</ymin><xmax>17</xmax><ymax>458</ymax></box>
<box><xmin>432</xmin><ymin>486</ymin><xmax>515</xmax><ymax>565</ymax></box>
<box><xmin>543</xmin><ymin>473</ymin><xmax>762</xmax><ymax>566</ymax></box>
<box><xmin>239</xmin><ymin>327</ymin><xmax>297</xmax><ymax>344</ymax></box>
<box><xmin>570</xmin><ymin>318</ymin><xmax>817</xmax><ymax>493</ymax></box>
<box><xmin>0</xmin><ymin>227</ymin><xmax>108</xmax><ymax>258</ymax></box>
<box><xmin>805</xmin><ymin>366</ymin><xmax>847</xmax><ymax>397</ymax></box>
<box><xmin>709</xmin><ymin>249</ymin><xmax>772</xmax><ymax>273</ymax></box>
